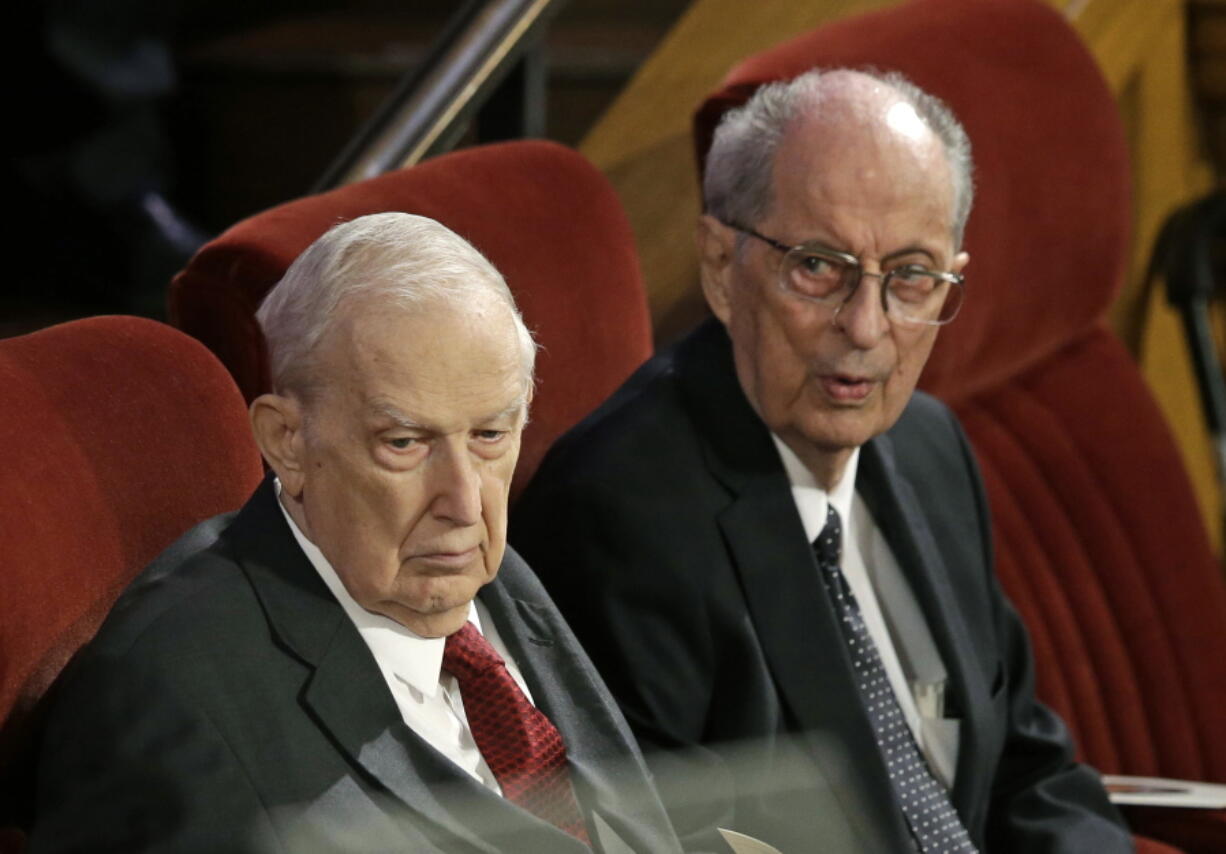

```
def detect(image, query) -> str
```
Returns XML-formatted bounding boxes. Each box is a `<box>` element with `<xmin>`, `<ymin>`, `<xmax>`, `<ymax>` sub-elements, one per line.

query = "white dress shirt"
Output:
<box><xmin>275</xmin><ymin>484</ymin><xmax>530</xmax><ymax>794</ymax></box>
<box><xmin>770</xmin><ymin>436</ymin><xmax>957</xmax><ymax>784</ymax></box>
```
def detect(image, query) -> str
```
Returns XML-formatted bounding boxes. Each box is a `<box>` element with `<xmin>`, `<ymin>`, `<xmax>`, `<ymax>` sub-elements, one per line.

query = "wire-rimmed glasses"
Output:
<box><xmin>727</xmin><ymin>223</ymin><xmax>965</xmax><ymax>326</ymax></box>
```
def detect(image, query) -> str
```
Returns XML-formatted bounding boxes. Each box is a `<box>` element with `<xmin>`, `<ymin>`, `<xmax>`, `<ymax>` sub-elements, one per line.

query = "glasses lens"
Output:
<box><xmin>887</xmin><ymin>269</ymin><xmax>963</xmax><ymax>325</ymax></box>
<box><xmin>781</xmin><ymin>249</ymin><xmax>854</xmax><ymax>301</ymax></box>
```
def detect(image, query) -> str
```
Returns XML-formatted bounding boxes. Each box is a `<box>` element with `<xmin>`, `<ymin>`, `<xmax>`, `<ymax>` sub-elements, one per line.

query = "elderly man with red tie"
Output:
<box><xmin>29</xmin><ymin>212</ymin><xmax>683</xmax><ymax>854</ymax></box>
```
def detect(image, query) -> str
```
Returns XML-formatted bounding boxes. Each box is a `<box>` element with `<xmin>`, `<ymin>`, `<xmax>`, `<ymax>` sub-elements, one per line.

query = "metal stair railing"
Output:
<box><xmin>314</xmin><ymin>0</ymin><xmax>567</xmax><ymax>192</ymax></box>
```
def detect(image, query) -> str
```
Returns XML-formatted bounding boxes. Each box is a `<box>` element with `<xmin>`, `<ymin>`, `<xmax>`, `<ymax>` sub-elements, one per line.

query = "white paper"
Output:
<box><xmin>718</xmin><ymin>828</ymin><xmax>785</xmax><ymax>854</ymax></box>
<box><xmin>1102</xmin><ymin>774</ymin><xmax>1226</xmax><ymax>809</ymax></box>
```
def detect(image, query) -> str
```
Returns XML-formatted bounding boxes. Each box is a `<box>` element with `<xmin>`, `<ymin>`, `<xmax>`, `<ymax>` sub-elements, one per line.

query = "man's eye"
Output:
<box><xmin>473</xmin><ymin>430</ymin><xmax>508</xmax><ymax>443</ymax></box>
<box><xmin>798</xmin><ymin>255</ymin><xmax>838</xmax><ymax>277</ymax></box>
<box><xmin>386</xmin><ymin>437</ymin><xmax>418</xmax><ymax>450</ymax></box>
<box><xmin>891</xmin><ymin>264</ymin><xmax>936</xmax><ymax>282</ymax></box>
<box><xmin>888</xmin><ymin>268</ymin><xmax>943</xmax><ymax>306</ymax></box>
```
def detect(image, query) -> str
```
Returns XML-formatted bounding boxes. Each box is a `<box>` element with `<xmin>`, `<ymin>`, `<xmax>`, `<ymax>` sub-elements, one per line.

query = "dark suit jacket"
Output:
<box><xmin>512</xmin><ymin>319</ymin><xmax>1131</xmax><ymax>853</ymax></box>
<box><xmin>29</xmin><ymin>478</ymin><xmax>683</xmax><ymax>854</ymax></box>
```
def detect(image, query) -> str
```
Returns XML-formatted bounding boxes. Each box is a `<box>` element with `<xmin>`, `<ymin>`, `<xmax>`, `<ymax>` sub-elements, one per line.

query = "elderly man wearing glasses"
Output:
<box><xmin>513</xmin><ymin>69</ymin><xmax>1131</xmax><ymax>853</ymax></box>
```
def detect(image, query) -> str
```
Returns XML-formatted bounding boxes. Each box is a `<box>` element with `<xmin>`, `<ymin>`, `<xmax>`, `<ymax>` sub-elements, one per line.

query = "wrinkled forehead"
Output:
<box><xmin>793</xmin><ymin>81</ymin><xmax>949</xmax><ymax>175</ymax></box>
<box><xmin>769</xmin><ymin>96</ymin><xmax>957</xmax><ymax>239</ymax></box>
<box><xmin>309</xmin><ymin>293</ymin><xmax>531</xmax><ymax>408</ymax></box>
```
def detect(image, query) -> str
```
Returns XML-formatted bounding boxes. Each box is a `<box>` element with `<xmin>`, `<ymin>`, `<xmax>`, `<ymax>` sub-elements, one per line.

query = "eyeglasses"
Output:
<box><xmin>727</xmin><ymin>223</ymin><xmax>965</xmax><ymax>326</ymax></box>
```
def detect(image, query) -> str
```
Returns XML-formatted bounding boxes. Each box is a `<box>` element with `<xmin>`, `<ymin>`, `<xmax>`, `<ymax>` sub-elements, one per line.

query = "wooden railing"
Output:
<box><xmin>579</xmin><ymin>0</ymin><xmax>1222</xmax><ymax>551</ymax></box>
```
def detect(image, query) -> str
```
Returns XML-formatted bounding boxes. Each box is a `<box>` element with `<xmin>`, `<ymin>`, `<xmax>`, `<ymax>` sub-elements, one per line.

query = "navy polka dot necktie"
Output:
<box><xmin>443</xmin><ymin>623</ymin><xmax>590</xmax><ymax>845</ymax></box>
<box><xmin>814</xmin><ymin>506</ymin><xmax>976</xmax><ymax>853</ymax></box>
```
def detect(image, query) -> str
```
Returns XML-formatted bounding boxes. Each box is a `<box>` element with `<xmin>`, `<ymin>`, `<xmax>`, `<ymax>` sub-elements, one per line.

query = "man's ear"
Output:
<box><xmin>696</xmin><ymin>214</ymin><xmax>737</xmax><ymax>325</ymax></box>
<box><xmin>250</xmin><ymin>393</ymin><xmax>307</xmax><ymax>496</ymax></box>
<box><xmin>952</xmin><ymin>250</ymin><xmax>970</xmax><ymax>276</ymax></box>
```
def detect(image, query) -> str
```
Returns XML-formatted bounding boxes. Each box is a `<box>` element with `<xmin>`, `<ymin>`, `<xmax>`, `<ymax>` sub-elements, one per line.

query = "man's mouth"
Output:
<box><xmin>818</xmin><ymin>373</ymin><xmax>875</xmax><ymax>402</ymax></box>
<box><xmin>410</xmin><ymin>546</ymin><xmax>481</xmax><ymax>570</ymax></box>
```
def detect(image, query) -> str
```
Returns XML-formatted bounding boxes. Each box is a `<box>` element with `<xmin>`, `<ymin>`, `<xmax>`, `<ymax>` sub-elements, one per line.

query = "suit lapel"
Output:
<box><xmin>676</xmin><ymin>322</ymin><xmax>911</xmax><ymax>849</ymax></box>
<box><xmin>856</xmin><ymin>432</ymin><xmax>994</xmax><ymax>813</ymax></box>
<box><xmin>225</xmin><ymin>478</ymin><xmax>578</xmax><ymax>853</ymax></box>
<box><xmin>716</xmin><ymin>481</ymin><xmax>911</xmax><ymax>848</ymax></box>
<box><xmin>302</xmin><ymin>626</ymin><xmax>509</xmax><ymax>852</ymax></box>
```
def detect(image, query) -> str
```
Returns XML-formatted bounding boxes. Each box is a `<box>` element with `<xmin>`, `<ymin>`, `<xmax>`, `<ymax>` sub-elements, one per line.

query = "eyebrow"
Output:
<box><xmin>475</xmin><ymin>398</ymin><xmax>530</xmax><ymax>425</ymax></box>
<box><xmin>799</xmin><ymin>237</ymin><xmax>940</xmax><ymax>266</ymax></box>
<box><xmin>365</xmin><ymin>396</ymin><xmax>529</xmax><ymax>430</ymax></box>
<box><xmin>881</xmin><ymin>246</ymin><xmax>939</xmax><ymax>264</ymax></box>
<box><xmin>367</xmin><ymin>400</ymin><xmax>425</xmax><ymax>430</ymax></box>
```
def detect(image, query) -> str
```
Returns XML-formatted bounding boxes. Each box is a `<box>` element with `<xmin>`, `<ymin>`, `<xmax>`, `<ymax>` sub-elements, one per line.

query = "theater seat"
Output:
<box><xmin>170</xmin><ymin>139</ymin><xmax>652</xmax><ymax>499</ymax></box>
<box><xmin>693</xmin><ymin>0</ymin><xmax>1226</xmax><ymax>851</ymax></box>
<box><xmin>0</xmin><ymin>316</ymin><xmax>264</xmax><ymax>851</ymax></box>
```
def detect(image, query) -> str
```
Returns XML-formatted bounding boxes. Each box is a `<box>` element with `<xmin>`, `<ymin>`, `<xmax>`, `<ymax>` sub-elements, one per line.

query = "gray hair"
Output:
<box><xmin>255</xmin><ymin>212</ymin><xmax>536</xmax><ymax>398</ymax></box>
<box><xmin>703</xmin><ymin>68</ymin><xmax>975</xmax><ymax>249</ymax></box>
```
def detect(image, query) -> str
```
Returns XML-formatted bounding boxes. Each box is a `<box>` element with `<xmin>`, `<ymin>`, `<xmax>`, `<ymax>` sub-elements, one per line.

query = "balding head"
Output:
<box><xmin>256</xmin><ymin>212</ymin><xmax>537</xmax><ymax>405</ymax></box>
<box><xmin>703</xmin><ymin>68</ymin><xmax>973</xmax><ymax>249</ymax></box>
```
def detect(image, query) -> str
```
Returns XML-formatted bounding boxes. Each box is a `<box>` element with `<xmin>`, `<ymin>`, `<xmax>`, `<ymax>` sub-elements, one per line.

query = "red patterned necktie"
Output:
<box><xmin>442</xmin><ymin>622</ymin><xmax>590</xmax><ymax>845</ymax></box>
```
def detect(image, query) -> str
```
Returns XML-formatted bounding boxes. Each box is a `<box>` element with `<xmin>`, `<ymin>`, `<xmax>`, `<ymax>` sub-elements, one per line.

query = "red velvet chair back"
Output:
<box><xmin>0</xmin><ymin>316</ymin><xmax>264</xmax><ymax>849</ymax></box>
<box><xmin>696</xmin><ymin>0</ymin><xmax>1225</xmax><ymax>849</ymax></box>
<box><xmin>170</xmin><ymin>140</ymin><xmax>652</xmax><ymax>499</ymax></box>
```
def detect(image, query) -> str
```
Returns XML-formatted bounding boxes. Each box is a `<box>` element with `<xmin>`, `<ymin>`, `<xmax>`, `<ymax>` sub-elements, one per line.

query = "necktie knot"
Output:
<box><xmin>443</xmin><ymin>622</ymin><xmax>503</xmax><ymax>681</ymax></box>
<box><xmin>441</xmin><ymin>621</ymin><xmax>590</xmax><ymax>845</ymax></box>
<box><xmin>814</xmin><ymin>504</ymin><xmax>843</xmax><ymax>568</ymax></box>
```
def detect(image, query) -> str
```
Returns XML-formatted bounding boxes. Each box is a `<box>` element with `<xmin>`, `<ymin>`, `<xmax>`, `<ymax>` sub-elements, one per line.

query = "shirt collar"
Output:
<box><xmin>769</xmin><ymin>434</ymin><xmax>860</xmax><ymax>544</ymax></box>
<box><xmin>273</xmin><ymin>479</ymin><xmax>478</xmax><ymax>699</ymax></box>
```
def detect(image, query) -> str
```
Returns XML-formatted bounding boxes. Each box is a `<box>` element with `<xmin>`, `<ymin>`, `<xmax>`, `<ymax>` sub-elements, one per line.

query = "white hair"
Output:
<box><xmin>704</xmin><ymin>68</ymin><xmax>975</xmax><ymax>249</ymax></box>
<box><xmin>255</xmin><ymin>212</ymin><xmax>536</xmax><ymax>398</ymax></box>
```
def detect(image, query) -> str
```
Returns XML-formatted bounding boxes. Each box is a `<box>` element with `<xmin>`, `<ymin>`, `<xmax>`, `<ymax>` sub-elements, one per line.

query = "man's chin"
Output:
<box><xmin>396</xmin><ymin>602</ymin><xmax>473</xmax><ymax>638</ymax></box>
<box><xmin>373</xmin><ymin>562</ymin><xmax>501</xmax><ymax>636</ymax></box>
<box><xmin>808</xmin><ymin>430</ymin><xmax>874</xmax><ymax>455</ymax></box>
<box><xmin>372</xmin><ymin>595</ymin><xmax>468</xmax><ymax>637</ymax></box>
<box><xmin>395</xmin><ymin>574</ymin><xmax>492</xmax><ymax>635</ymax></box>
<box><xmin>802</xmin><ymin>404</ymin><xmax>889</xmax><ymax>446</ymax></box>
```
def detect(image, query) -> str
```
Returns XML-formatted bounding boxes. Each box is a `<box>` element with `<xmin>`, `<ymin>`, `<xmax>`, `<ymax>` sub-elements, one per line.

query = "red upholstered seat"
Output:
<box><xmin>694</xmin><ymin>1</ymin><xmax>1226</xmax><ymax>851</ymax></box>
<box><xmin>0</xmin><ymin>316</ymin><xmax>264</xmax><ymax>851</ymax></box>
<box><xmin>170</xmin><ymin>139</ymin><xmax>652</xmax><ymax>499</ymax></box>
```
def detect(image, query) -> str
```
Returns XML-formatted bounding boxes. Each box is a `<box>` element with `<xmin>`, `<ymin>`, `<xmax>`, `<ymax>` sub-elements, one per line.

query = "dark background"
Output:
<box><xmin>5</xmin><ymin>0</ymin><xmax>688</xmax><ymax>335</ymax></box>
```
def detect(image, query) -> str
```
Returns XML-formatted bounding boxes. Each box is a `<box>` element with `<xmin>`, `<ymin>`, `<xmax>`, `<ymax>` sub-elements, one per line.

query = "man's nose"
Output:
<box><xmin>834</xmin><ymin>271</ymin><xmax>891</xmax><ymax>347</ymax></box>
<box><xmin>429</xmin><ymin>441</ymin><xmax>482</xmax><ymax>525</ymax></box>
